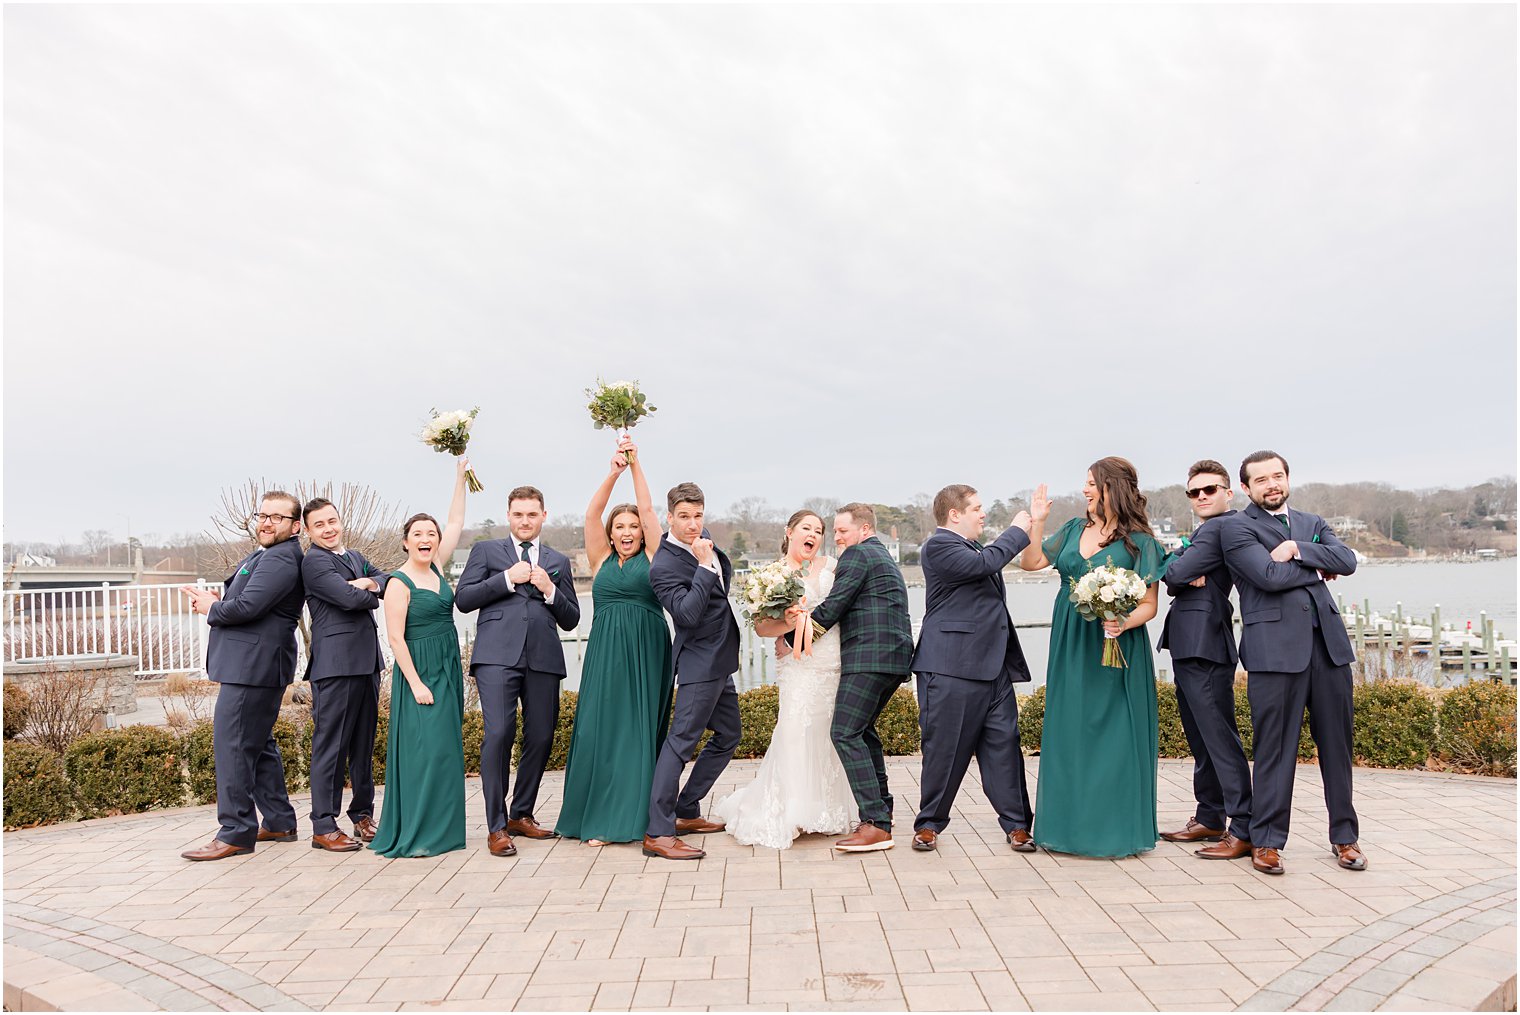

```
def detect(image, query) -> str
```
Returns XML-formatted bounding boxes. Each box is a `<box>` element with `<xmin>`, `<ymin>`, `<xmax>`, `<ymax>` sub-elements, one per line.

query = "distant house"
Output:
<box><xmin>1150</xmin><ymin>518</ymin><xmax>1184</xmax><ymax>553</ymax></box>
<box><xmin>1327</xmin><ymin>516</ymin><xmax>1369</xmax><ymax>533</ymax></box>
<box><xmin>14</xmin><ymin>551</ymin><xmax>56</xmax><ymax>567</ymax></box>
<box><xmin>877</xmin><ymin>534</ymin><xmax>901</xmax><ymax>563</ymax></box>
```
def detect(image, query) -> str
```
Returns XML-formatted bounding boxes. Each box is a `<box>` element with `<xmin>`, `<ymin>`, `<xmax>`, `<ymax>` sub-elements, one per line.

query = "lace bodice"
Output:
<box><xmin>776</xmin><ymin>557</ymin><xmax>842</xmax><ymax>707</ymax></box>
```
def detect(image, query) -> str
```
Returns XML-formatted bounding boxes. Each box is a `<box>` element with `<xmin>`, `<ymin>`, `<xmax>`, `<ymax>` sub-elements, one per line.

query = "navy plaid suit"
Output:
<box><xmin>810</xmin><ymin>536</ymin><xmax>913</xmax><ymax>831</ymax></box>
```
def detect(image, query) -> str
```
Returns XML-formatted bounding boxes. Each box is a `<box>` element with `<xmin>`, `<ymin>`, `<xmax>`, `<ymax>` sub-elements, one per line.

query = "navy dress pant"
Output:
<box><xmin>914</xmin><ymin>672</ymin><xmax>1031</xmax><ymax>835</ymax></box>
<box><xmin>213</xmin><ymin>681</ymin><xmax>297</xmax><ymax>847</ymax></box>
<box><xmin>1174</xmin><ymin>658</ymin><xmax>1253</xmax><ymax>840</ymax></box>
<box><xmin>308</xmin><ymin>672</ymin><xmax>380</xmax><ymax>835</ymax></box>
<box><xmin>646</xmin><ymin>677</ymin><xmax>740</xmax><ymax>838</ymax></box>
<box><xmin>474</xmin><ymin>664</ymin><xmax>561</xmax><ymax>832</ymax></box>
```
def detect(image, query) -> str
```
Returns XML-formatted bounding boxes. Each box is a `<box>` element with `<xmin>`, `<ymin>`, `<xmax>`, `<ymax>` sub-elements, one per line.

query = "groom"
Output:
<box><xmin>644</xmin><ymin>482</ymin><xmax>741</xmax><ymax>861</ymax></box>
<box><xmin>456</xmin><ymin>485</ymin><xmax>581</xmax><ymax>858</ymax></box>
<box><xmin>796</xmin><ymin>502</ymin><xmax>914</xmax><ymax>852</ymax></box>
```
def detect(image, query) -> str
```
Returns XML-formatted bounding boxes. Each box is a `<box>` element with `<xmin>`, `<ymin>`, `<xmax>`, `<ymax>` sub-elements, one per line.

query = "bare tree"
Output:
<box><xmin>202</xmin><ymin>479</ymin><xmax>407</xmax><ymax>577</ymax></box>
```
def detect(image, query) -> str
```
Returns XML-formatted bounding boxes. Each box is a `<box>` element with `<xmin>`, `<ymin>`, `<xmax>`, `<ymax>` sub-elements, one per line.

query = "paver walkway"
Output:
<box><xmin>4</xmin><ymin>757</ymin><xmax>1515</xmax><ymax>1011</ymax></box>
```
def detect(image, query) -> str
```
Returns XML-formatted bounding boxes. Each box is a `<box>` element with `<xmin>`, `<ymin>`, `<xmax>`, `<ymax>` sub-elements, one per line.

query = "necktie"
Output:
<box><xmin>520</xmin><ymin>541</ymin><xmax>533</xmax><ymax>569</ymax></box>
<box><xmin>1279</xmin><ymin>514</ymin><xmax>1290</xmax><ymax>531</ymax></box>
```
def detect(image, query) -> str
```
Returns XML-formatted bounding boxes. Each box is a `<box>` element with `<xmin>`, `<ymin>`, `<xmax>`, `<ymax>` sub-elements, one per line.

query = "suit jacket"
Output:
<box><xmin>648</xmin><ymin>530</ymin><xmax>740</xmax><ymax>685</ymax></box>
<box><xmin>455</xmin><ymin>539</ymin><xmax>580</xmax><ymax>675</ymax></box>
<box><xmin>1220</xmin><ymin>503</ymin><xmax>1357</xmax><ymax>673</ymax></box>
<box><xmin>1157</xmin><ymin>511</ymin><xmax>1239</xmax><ymax>667</ymax></box>
<box><xmin>205</xmin><ymin>536</ymin><xmax>306</xmax><ymax>688</ymax></box>
<box><xmin>912</xmin><ymin>525</ymin><xmax>1032</xmax><ymax>683</ymax></box>
<box><xmin>302</xmin><ymin>547</ymin><xmax>389</xmax><ymax>680</ymax></box>
<box><xmin>810</xmin><ymin>535</ymin><xmax>914</xmax><ymax>677</ymax></box>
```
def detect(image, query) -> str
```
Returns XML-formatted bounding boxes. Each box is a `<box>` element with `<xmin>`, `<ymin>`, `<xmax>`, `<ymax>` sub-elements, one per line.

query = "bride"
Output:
<box><xmin>711</xmin><ymin>510</ymin><xmax>855</xmax><ymax>849</ymax></box>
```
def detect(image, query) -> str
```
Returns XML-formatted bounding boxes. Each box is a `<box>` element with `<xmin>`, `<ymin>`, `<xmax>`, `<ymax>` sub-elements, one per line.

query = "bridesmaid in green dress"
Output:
<box><xmin>1017</xmin><ymin>457</ymin><xmax>1169</xmax><ymax>858</ymax></box>
<box><xmin>371</xmin><ymin>459</ymin><xmax>470</xmax><ymax>859</ymax></box>
<box><xmin>555</xmin><ymin>437</ymin><xmax>673</xmax><ymax>846</ymax></box>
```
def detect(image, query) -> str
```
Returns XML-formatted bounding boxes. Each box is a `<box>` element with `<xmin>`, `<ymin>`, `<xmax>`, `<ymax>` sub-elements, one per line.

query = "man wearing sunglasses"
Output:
<box><xmin>1157</xmin><ymin>461</ymin><xmax>1252</xmax><ymax>863</ymax></box>
<box><xmin>180</xmin><ymin>493</ymin><xmax>306</xmax><ymax>860</ymax></box>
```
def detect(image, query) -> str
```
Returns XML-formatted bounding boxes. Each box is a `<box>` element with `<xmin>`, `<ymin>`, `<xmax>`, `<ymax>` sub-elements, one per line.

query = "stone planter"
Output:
<box><xmin>5</xmin><ymin>655</ymin><xmax>140</xmax><ymax>724</ymax></box>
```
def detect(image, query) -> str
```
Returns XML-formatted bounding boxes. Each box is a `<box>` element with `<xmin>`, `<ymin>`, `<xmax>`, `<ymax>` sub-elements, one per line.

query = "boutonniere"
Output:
<box><xmin>1179</xmin><ymin>535</ymin><xmax>1193</xmax><ymax>550</ymax></box>
<box><xmin>1312</xmin><ymin>534</ymin><xmax>1321</xmax><ymax>543</ymax></box>
<box><xmin>238</xmin><ymin>566</ymin><xmax>252</xmax><ymax>576</ymax></box>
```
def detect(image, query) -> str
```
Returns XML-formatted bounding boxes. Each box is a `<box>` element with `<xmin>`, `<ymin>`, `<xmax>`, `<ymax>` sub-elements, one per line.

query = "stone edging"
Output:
<box><xmin>1236</xmin><ymin>874</ymin><xmax>1517</xmax><ymax>1011</ymax></box>
<box><xmin>3</xmin><ymin>902</ymin><xmax>309</xmax><ymax>1012</ymax></box>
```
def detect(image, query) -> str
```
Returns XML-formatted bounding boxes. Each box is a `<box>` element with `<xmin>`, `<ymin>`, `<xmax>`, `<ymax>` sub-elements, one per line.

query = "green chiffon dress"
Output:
<box><xmin>554</xmin><ymin>551</ymin><xmax>673</xmax><ymax>843</ymax></box>
<box><xmin>1033</xmin><ymin>518</ymin><xmax>1168</xmax><ymax>858</ymax></box>
<box><xmin>369</xmin><ymin>564</ymin><xmax>467</xmax><ymax>858</ymax></box>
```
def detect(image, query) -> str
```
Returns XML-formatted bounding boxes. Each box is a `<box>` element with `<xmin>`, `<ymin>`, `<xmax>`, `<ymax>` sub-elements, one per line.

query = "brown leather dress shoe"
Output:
<box><xmin>256</xmin><ymin>827</ymin><xmax>297</xmax><ymax>843</ymax></box>
<box><xmin>642</xmin><ymin>835</ymin><xmax>706</xmax><ymax>860</ymax></box>
<box><xmin>1195</xmin><ymin>834</ymin><xmax>1252</xmax><ymax>860</ymax></box>
<box><xmin>912</xmin><ymin>828</ymin><xmax>937</xmax><ymax>851</ymax></box>
<box><xmin>506</xmin><ymin>817</ymin><xmax>559</xmax><ymax>840</ymax></box>
<box><xmin>1160</xmin><ymin>818</ymin><xmax>1224</xmax><ymax>843</ymax></box>
<box><xmin>674</xmin><ymin>817</ymin><xmax>726</xmax><ymax>835</ymax></box>
<box><xmin>352</xmin><ymin>816</ymin><xmax>378</xmax><ymax>842</ymax></box>
<box><xmin>1252</xmin><ymin>847</ymin><xmax>1285</xmax><ymax>875</ymax></box>
<box><xmin>311</xmin><ymin>830</ymin><xmax>362</xmax><ymax>852</ymax></box>
<box><xmin>1333</xmin><ymin>842</ymin><xmax>1367</xmax><ymax>871</ymax></box>
<box><xmin>834</xmin><ymin>822</ymin><xmax>894</xmax><ymax>852</ymax></box>
<box><xmin>181</xmin><ymin>838</ymin><xmax>253</xmax><ymax>861</ymax></box>
<box><xmin>1008</xmin><ymin>829</ymin><xmax>1036</xmax><ymax>853</ymax></box>
<box><xmin>487</xmin><ymin>830</ymin><xmax>517</xmax><ymax>857</ymax></box>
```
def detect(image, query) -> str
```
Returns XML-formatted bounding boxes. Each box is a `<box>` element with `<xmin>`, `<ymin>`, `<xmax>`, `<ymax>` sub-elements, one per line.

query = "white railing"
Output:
<box><xmin>3</xmin><ymin>582</ymin><xmax>225</xmax><ymax>679</ymax></box>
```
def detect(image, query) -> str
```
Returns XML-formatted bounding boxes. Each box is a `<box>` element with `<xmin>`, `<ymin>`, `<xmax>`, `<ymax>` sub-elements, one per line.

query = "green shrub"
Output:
<box><xmin>1352</xmin><ymin>680</ymin><xmax>1437</xmax><ymax>769</ymax></box>
<box><xmin>182</xmin><ymin>719</ymin><xmax>217</xmax><ymax>804</ymax></box>
<box><xmin>1017</xmin><ymin>686</ymin><xmax>1045</xmax><ymax>754</ymax></box>
<box><xmin>373</xmin><ymin>701</ymin><xmax>389</xmax><ymax>785</ymax></box>
<box><xmin>463</xmin><ymin>710</ymin><xmax>484</xmax><ymax>774</ymax></box>
<box><xmin>4</xmin><ymin>681</ymin><xmax>32</xmax><ymax>740</ymax></box>
<box><xmin>1234</xmin><ymin>678</ymin><xmax>1316</xmax><ymax>761</ymax></box>
<box><xmin>734</xmin><ymin>685</ymin><xmax>781</xmax><ymax>759</ymax></box>
<box><xmin>3</xmin><ymin>741</ymin><xmax>74</xmax><ymax>828</ymax></box>
<box><xmin>877</xmin><ymin>686</ymin><xmax>921</xmax><ymax>755</ymax></box>
<box><xmin>1437</xmin><ymin>681</ymin><xmax>1517</xmax><ymax>776</ymax></box>
<box><xmin>271</xmin><ymin>715</ymin><xmax>305</xmax><ymax>793</ymax></box>
<box><xmin>65</xmin><ymin>726</ymin><xmax>184</xmax><ymax>818</ymax></box>
<box><xmin>1155</xmin><ymin>682</ymin><xmax>1191</xmax><ymax>758</ymax></box>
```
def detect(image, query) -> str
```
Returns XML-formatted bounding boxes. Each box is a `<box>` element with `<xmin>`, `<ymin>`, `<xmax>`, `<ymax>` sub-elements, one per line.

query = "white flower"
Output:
<box><xmin>1099</xmin><ymin>586</ymin><xmax>1117</xmax><ymax>603</ymax></box>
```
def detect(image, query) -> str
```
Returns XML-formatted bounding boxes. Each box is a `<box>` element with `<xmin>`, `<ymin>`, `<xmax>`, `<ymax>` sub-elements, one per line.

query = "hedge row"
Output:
<box><xmin>3</xmin><ymin>677</ymin><xmax>1512</xmax><ymax>831</ymax></box>
<box><xmin>1017</xmin><ymin>678</ymin><xmax>1514</xmax><ymax>775</ymax></box>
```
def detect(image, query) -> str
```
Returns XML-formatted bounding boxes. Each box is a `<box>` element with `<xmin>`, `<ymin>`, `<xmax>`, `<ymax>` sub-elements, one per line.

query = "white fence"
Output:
<box><xmin>2</xmin><ymin>582</ymin><xmax>225</xmax><ymax>679</ymax></box>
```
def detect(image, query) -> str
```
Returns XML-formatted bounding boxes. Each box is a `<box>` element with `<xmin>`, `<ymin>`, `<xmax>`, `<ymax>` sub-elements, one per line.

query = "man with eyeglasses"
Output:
<box><xmin>1220</xmin><ymin>451</ymin><xmax>1362</xmax><ymax>877</ymax></box>
<box><xmin>179</xmin><ymin>493</ymin><xmax>306</xmax><ymax>861</ymax></box>
<box><xmin>1157</xmin><ymin>460</ymin><xmax>1253</xmax><ymax>863</ymax></box>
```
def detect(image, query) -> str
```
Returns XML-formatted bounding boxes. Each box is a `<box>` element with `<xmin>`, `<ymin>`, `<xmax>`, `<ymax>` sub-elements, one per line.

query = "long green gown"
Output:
<box><xmin>1033</xmin><ymin>518</ymin><xmax>1168</xmax><ymax>858</ymax></box>
<box><xmin>554</xmin><ymin>551</ymin><xmax>673</xmax><ymax>843</ymax></box>
<box><xmin>370</xmin><ymin>564</ymin><xmax>466</xmax><ymax>858</ymax></box>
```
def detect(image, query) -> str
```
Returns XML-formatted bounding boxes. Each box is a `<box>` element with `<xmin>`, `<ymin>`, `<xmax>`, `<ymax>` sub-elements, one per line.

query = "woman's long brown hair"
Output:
<box><xmin>1087</xmin><ymin>456</ymin><xmax>1150</xmax><ymax>557</ymax></box>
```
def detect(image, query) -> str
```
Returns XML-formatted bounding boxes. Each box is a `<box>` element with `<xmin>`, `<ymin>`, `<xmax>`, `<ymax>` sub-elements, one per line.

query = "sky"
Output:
<box><xmin>5</xmin><ymin>4</ymin><xmax>1515</xmax><ymax>545</ymax></box>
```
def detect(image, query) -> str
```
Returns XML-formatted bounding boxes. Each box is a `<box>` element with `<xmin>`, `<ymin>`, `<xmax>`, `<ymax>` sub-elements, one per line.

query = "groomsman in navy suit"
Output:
<box><xmin>643</xmin><ymin>482</ymin><xmax>741</xmax><ymax>861</ymax></box>
<box><xmin>456</xmin><ymin>485</ymin><xmax>580</xmax><ymax>857</ymax></box>
<box><xmin>301</xmin><ymin>497</ymin><xmax>389</xmax><ymax>852</ymax></box>
<box><xmin>1157</xmin><ymin>461</ymin><xmax>1253</xmax><ymax>859</ymax></box>
<box><xmin>1221</xmin><ymin>451</ymin><xmax>1364</xmax><ymax>876</ymax></box>
<box><xmin>180</xmin><ymin>493</ymin><xmax>305</xmax><ymax>861</ymax></box>
<box><xmin>910</xmin><ymin>485</ymin><xmax>1037</xmax><ymax>853</ymax></box>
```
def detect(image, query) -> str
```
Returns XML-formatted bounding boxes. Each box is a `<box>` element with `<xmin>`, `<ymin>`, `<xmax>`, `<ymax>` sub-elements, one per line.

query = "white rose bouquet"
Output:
<box><xmin>741</xmin><ymin>560</ymin><xmax>825</xmax><ymax>655</ymax></box>
<box><xmin>421</xmin><ymin>407</ymin><xmax>483</xmax><ymax>492</ymax></box>
<box><xmin>586</xmin><ymin>378</ymin><xmax>656</xmax><ymax>463</ymax></box>
<box><xmin>1068</xmin><ymin>563</ymin><xmax>1149</xmax><ymax>668</ymax></box>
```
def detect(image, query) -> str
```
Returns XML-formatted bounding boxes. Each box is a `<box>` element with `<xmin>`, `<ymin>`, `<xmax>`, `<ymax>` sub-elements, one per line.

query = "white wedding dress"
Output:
<box><xmin>712</xmin><ymin>557</ymin><xmax>855</xmax><ymax>849</ymax></box>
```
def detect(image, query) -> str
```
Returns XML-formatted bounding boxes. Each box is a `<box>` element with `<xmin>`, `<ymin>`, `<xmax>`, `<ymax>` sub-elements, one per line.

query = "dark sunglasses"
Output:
<box><xmin>1185</xmin><ymin>484</ymin><xmax>1226</xmax><ymax>499</ymax></box>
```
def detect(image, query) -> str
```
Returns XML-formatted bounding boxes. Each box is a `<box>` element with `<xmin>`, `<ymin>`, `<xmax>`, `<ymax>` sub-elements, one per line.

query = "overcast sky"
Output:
<box><xmin>5</xmin><ymin>4</ymin><xmax>1515</xmax><ymax>545</ymax></box>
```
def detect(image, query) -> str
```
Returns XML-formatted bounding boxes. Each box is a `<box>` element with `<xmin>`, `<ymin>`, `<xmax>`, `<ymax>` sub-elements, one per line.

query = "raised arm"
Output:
<box><xmin>926</xmin><ymin>522</ymin><xmax>1031</xmax><ymax>583</ymax></box>
<box><xmin>207</xmin><ymin>541</ymin><xmax>302</xmax><ymax>626</ymax></box>
<box><xmin>584</xmin><ymin>447</ymin><xmax>629</xmax><ymax>573</ymax></box>
<box><xmin>1018</xmin><ymin>483</ymin><xmax>1052</xmax><ymax>571</ymax></box>
<box><xmin>435</xmin><ymin>457</ymin><xmax>470</xmax><ymax>568</ymax></box>
<box><xmin>626</xmin><ymin>441</ymin><xmax>663</xmax><ymax>561</ymax></box>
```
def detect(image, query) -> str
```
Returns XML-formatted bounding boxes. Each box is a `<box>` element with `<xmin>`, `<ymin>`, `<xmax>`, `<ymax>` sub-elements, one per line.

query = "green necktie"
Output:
<box><xmin>1279</xmin><ymin>514</ymin><xmax>1290</xmax><ymax>531</ymax></box>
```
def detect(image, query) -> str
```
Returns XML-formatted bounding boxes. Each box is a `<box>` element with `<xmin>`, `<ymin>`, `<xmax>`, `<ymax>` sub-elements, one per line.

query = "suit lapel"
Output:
<box><xmin>1247</xmin><ymin>504</ymin><xmax>1287</xmax><ymax>545</ymax></box>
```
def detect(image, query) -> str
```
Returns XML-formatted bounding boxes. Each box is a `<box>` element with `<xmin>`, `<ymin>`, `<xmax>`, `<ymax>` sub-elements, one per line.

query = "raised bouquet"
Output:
<box><xmin>1069</xmin><ymin>563</ymin><xmax>1148</xmax><ymax>668</ymax></box>
<box><xmin>421</xmin><ymin>407</ymin><xmax>483</xmax><ymax>492</ymax></box>
<box><xmin>741</xmin><ymin>559</ymin><xmax>826</xmax><ymax>655</ymax></box>
<box><xmin>585</xmin><ymin>378</ymin><xmax>656</xmax><ymax>463</ymax></box>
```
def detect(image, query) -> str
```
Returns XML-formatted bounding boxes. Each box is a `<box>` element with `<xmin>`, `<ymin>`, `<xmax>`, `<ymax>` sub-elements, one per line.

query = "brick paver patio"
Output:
<box><xmin>4</xmin><ymin>756</ymin><xmax>1514</xmax><ymax>1011</ymax></box>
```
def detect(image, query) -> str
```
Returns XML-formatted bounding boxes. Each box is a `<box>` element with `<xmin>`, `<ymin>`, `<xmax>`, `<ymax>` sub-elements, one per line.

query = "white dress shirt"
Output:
<box><xmin>505</xmin><ymin>536</ymin><xmax>555</xmax><ymax>604</ymax></box>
